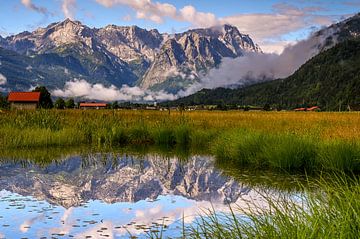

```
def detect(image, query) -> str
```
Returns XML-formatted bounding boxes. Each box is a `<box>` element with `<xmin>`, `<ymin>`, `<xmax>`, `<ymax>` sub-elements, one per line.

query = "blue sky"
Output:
<box><xmin>0</xmin><ymin>0</ymin><xmax>358</xmax><ymax>52</ymax></box>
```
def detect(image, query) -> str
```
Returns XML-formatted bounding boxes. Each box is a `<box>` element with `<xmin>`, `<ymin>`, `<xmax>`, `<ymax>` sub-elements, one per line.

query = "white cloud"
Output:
<box><xmin>21</xmin><ymin>0</ymin><xmax>48</xmax><ymax>14</ymax></box>
<box><xmin>220</xmin><ymin>4</ymin><xmax>336</xmax><ymax>53</ymax></box>
<box><xmin>52</xmin><ymin>79</ymin><xmax>176</xmax><ymax>102</ymax></box>
<box><xmin>62</xmin><ymin>0</ymin><xmax>77</xmax><ymax>20</ymax></box>
<box><xmin>96</xmin><ymin>0</ymin><xmax>176</xmax><ymax>24</ymax></box>
<box><xmin>48</xmin><ymin>208</ymin><xmax>74</xmax><ymax>236</ymax></box>
<box><xmin>122</xmin><ymin>14</ymin><xmax>132</xmax><ymax>21</ymax></box>
<box><xmin>20</xmin><ymin>214</ymin><xmax>45</xmax><ymax>233</ymax></box>
<box><xmin>95</xmin><ymin>0</ymin><xmax>219</xmax><ymax>27</ymax></box>
<box><xmin>179</xmin><ymin>5</ymin><xmax>218</xmax><ymax>27</ymax></box>
<box><xmin>259</xmin><ymin>40</ymin><xmax>295</xmax><ymax>54</ymax></box>
<box><xmin>0</xmin><ymin>73</ymin><xmax>7</xmax><ymax>85</ymax></box>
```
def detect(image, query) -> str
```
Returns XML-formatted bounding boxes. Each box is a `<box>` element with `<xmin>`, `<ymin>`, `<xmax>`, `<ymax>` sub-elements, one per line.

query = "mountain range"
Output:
<box><xmin>1</xmin><ymin>13</ymin><xmax>359</xmax><ymax>104</ymax></box>
<box><xmin>0</xmin><ymin>19</ymin><xmax>260</xmax><ymax>93</ymax></box>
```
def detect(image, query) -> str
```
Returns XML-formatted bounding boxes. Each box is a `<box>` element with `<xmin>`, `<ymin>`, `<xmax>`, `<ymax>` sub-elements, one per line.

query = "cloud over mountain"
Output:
<box><xmin>62</xmin><ymin>0</ymin><xmax>77</xmax><ymax>20</ymax></box>
<box><xmin>52</xmin><ymin>79</ymin><xmax>176</xmax><ymax>102</ymax></box>
<box><xmin>0</xmin><ymin>73</ymin><xmax>7</xmax><ymax>85</ymax></box>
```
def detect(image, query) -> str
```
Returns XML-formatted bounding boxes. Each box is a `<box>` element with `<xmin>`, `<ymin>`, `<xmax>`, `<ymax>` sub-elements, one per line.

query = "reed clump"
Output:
<box><xmin>213</xmin><ymin>130</ymin><xmax>360</xmax><ymax>173</ymax></box>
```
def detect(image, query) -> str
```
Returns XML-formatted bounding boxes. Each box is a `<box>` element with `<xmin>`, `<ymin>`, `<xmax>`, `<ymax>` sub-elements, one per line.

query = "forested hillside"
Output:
<box><xmin>166</xmin><ymin>40</ymin><xmax>360</xmax><ymax>111</ymax></box>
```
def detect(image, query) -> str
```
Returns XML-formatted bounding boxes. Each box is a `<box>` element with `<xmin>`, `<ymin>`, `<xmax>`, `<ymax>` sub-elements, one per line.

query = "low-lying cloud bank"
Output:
<box><xmin>180</xmin><ymin>27</ymin><xmax>337</xmax><ymax>96</ymax></box>
<box><xmin>52</xmin><ymin>79</ymin><xmax>177</xmax><ymax>102</ymax></box>
<box><xmin>0</xmin><ymin>73</ymin><xmax>7</xmax><ymax>92</ymax></box>
<box><xmin>0</xmin><ymin>73</ymin><xmax>7</xmax><ymax>85</ymax></box>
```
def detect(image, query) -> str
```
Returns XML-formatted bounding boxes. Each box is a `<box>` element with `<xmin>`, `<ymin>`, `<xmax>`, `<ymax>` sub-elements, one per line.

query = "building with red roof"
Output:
<box><xmin>79</xmin><ymin>102</ymin><xmax>108</xmax><ymax>109</ymax></box>
<box><xmin>8</xmin><ymin>92</ymin><xmax>41</xmax><ymax>110</ymax></box>
<box><xmin>294</xmin><ymin>106</ymin><xmax>321</xmax><ymax>112</ymax></box>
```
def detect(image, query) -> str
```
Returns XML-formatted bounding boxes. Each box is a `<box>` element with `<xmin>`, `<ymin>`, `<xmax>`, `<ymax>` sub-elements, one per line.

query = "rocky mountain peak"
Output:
<box><xmin>33</xmin><ymin>18</ymin><xmax>87</xmax><ymax>37</ymax></box>
<box><xmin>96</xmin><ymin>24</ymin><xmax>163</xmax><ymax>63</ymax></box>
<box><xmin>61</xmin><ymin>18</ymin><xmax>82</xmax><ymax>26</ymax></box>
<box><xmin>2</xmin><ymin>18</ymin><xmax>96</xmax><ymax>54</ymax></box>
<box><xmin>223</xmin><ymin>24</ymin><xmax>237</xmax><ymax>31</ymax></box>
<box><xmin>139</xmin><ymin>24</ymin><xmax>261</xmax><ymax>91</ymax></box>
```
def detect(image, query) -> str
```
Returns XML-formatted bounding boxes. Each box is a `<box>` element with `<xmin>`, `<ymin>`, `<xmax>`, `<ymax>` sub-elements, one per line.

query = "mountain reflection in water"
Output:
<box><xmin>0</xmin><ymin>153</ymin><xmax>270</xmax><ymax>238</ymax></box>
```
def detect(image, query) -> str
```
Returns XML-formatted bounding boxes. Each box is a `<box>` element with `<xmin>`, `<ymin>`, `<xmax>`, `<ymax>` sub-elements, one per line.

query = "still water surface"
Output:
<box><xmin>0</xmin><ymin>152</ymin><xmax>299</xmax><ymax>238</ymax></box>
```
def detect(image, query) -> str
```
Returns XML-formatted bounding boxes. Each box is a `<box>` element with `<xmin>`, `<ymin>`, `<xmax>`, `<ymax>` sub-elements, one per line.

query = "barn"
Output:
<box><xmin>79</xmin><ymin>102</ymin><xmax>108</xmax><ymax>109</ymax></box>
<box><xmin>8</xmin><ymin>92</ymin><xmax>41</xmax><ymax>110</ymax></box>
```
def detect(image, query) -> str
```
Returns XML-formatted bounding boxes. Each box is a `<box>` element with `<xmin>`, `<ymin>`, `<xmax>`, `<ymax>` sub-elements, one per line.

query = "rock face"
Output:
<box><xmin>0</xmin><ymin>35</ymin><xmax>6</xmax><ymax>47</ymax></box>
<box><xmin>0</xmin><ymin>19</ymin><xmax>260</xmax><ymax>92</ymax></box>
<box><xmin>96</xmin><ymin>25</ymin><xmax>163</xmax><ymax>62</ymax></box>
<box><xmin>140</xmin><ymin>25</ymin><xmax>261</xmax><ymax>91</ymax></box>
<box><xmin>0</xmin><ymin>154</ymin><xmax>249</xmax><ymax>208</ymax></box>
<box><xmin>5</xmin><ymin>19</ymin><xmax>93</xmax><ymax>54</ymax></box>
<box><xmin>1</xmin><ymin>19</ymin><xmax>140</xmax><ymax>88</ymax></box>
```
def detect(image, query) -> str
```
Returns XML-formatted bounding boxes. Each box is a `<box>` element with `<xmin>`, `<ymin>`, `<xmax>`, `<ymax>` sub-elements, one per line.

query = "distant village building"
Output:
<box><xmin>145</xmin><ymin>106</ymin><xmax>157</xmax><ymax>110</ymax></box>
<box><xmin>8</xmin><ymin>92</ymin><xmax>41</xmax><ymax>110</ymax></box>
<box><xmin>79</xmin><ymin>102</ymin><xmax>108</xmax><ymax>109</ymax></box>
<box><xmin>294</xmin><ymin>106</ymin><xmax>320</xmax><ymax>112</ymax></box>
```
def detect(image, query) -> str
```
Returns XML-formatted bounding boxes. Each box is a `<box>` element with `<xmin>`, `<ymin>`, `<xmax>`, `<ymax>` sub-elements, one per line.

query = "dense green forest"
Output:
<box><xmin>165</xmin><ymin>40</ymin><xmax>360</xmax><ymax>111</ymax></box>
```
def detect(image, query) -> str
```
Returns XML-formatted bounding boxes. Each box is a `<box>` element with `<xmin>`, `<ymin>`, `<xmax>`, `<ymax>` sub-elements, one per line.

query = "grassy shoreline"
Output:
<box><xmin>0</xmin><ymin>110</ymin><xmax>359</xmax><ymax>173</ymax></box>
<box><xmin>186</xmin><ymin>173</ymin><xmax>360</xmax><ymax>239</ymax></box>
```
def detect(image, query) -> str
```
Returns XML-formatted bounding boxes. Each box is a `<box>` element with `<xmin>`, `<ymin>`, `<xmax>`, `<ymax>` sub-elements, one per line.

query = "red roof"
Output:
<box><xmin>8</xmin><ymin>92</ymin><xmax>41</xmax><ymax>102</ymax></box>
<box><xmin>294</xmin><ymin>106</ymin><xmax>320</xmax><ymax>111</ymax></box>
<box><xmin>79</xmin><ymin>103</ymin><xmax>108</xmax><ymax>107</ymax></box>
<box><xmin>307</xmin><ymin>106</ymin><xmax>320</xmax><ymax>111</ymax></box>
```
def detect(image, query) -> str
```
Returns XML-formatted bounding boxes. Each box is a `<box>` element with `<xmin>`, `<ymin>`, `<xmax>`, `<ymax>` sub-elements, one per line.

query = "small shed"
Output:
<box><xmin>79</xmin><ymin>102</ymin><xmax>108</xmax><ymax>109</ymax></box>
<box><xmin>8</xmin><ymin>92</ymin><xmax>41</xmax><ymax>110</ymax></box>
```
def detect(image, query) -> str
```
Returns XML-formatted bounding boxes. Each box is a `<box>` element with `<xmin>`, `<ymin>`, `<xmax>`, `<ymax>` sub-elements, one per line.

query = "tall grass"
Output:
<box><xmin>187</xmin><ymin>174</ymin><xmax>360</xmax><ymax>239</ymax></box>
<box><xmin>0</xmin><ymin>110</ymin><xmax>360</xmax><ymax>173</ymax></box>
<box><xmin>318</xmin><ymin>141</ymin><xmax>360</xmax><ymax>172</ymax></box>
<box><xmin>213</xmin><ymin>130</ymin><xmax>360</xmax><ymax>173</ymax></box>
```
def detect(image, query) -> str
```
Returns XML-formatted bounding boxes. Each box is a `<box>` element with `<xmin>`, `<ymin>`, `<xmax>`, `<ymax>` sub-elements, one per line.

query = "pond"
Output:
<box><xmin>0</xmin><ymin>152</ymin><xmax>303</xmax><ymax>239</ymax></box>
